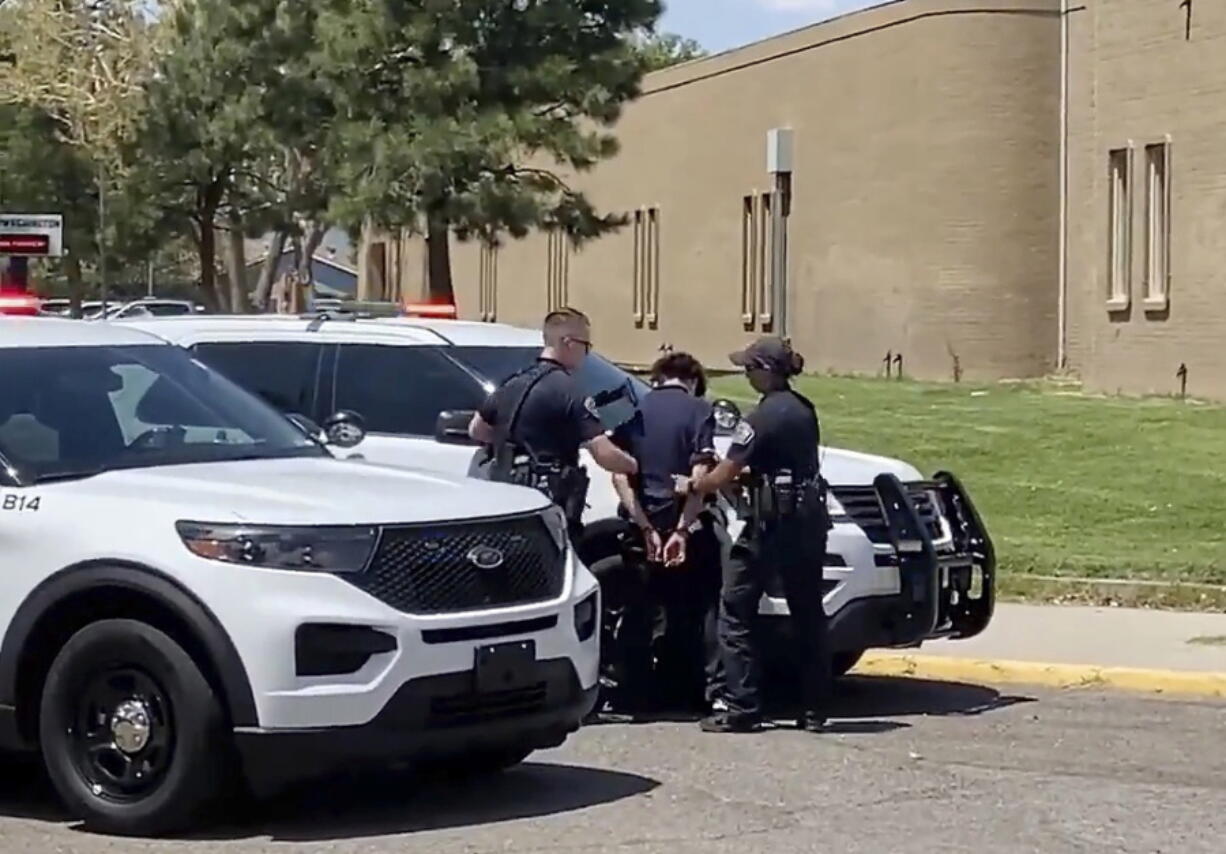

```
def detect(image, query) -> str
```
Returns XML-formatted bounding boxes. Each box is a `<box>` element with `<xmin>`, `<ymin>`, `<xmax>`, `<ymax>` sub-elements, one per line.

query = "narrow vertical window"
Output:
<box><xmin>479</xmin><ymin>242</ymin><xmax>498</xmax><ymax>321</ymax></box>
<box><xmin>741</xmin><ymin>195</ymin><xmax>755</xmax><ymax>327</ymax></box>
<box><xmin>546</xmin><ymin>229</ymin><xmax>569</xmax><ymax>310</ymax></box>
<box><xmin>1107</xmin><ymin>148</ymin><xmax>1131</xmax><ymax>308</ymax></box>
<box><xmin>646</xmin><ymin>208</ymin><xmax>660</xmax><ymax>327</ymax></box>
<box><xmin>632</xmin><ymin>208</ymin><xmax>659</xmax><ymax>327</ymax></box>
<box><xmin>1144</xmin><ymin>141</ymin><xmax>1170</xmax><ymax>309</ymax></box>
<box><xmin>632</xmin><ymin>210</ymin><xmax>644</xmax><ymax>324</ymax></box>
<box><xmin>758</xmin><ymin>192</ymin><xmax>773</xmax><ymax>326</ymax></box>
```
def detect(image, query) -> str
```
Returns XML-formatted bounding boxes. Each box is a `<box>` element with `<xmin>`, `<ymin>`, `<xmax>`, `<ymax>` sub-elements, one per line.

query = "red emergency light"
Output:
<box><xmin>403</xmin><ymin>301</ymin><xmax>458</xmax><ymax>319</ymax></box>
<box><xmin>0</xmin><ymin>234</ymin><xmax>51</xmax><ymax>256</ymax></box>
<box><xmin>0</xmin><ymin>291</ymin><xmax>42</xmax><ymax>316</ymax></box>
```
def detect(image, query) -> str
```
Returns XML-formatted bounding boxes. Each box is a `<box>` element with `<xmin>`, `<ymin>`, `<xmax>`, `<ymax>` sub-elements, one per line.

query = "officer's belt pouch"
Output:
<box><xmin>511</xmin><ymin>461</ymin><xmax>588</xmax><ymax>523</ymax></box>
<box><xmin>756</xmin><ymin>477</ymin><xmax>822</xmax><ymax>523</ymax></box>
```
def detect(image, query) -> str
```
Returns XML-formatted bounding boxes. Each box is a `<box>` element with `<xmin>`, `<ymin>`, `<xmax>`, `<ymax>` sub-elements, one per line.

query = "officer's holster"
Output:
<box><xmin>508</xmin><ymin>455</ymin><xmax>590</xmax><ymax>527</ymax></box>
<box><xmin>750</xmin><ymin>472</ymin><xmax>831</xmax><ymax>531</ymax></box>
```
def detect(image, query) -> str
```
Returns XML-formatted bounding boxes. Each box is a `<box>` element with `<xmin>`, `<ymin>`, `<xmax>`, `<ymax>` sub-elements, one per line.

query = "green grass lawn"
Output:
<box><xmin>708</xmin><ymin>374</ymin><xmax>1226</xmax><ymax>585</ymax></box>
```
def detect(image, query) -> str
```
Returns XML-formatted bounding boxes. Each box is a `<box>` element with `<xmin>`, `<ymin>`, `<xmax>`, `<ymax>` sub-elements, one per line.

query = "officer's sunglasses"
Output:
<box><xmin>566</xmin><ymin>336</ymin><xmax>592</xmax><ymax>354</ymax></box>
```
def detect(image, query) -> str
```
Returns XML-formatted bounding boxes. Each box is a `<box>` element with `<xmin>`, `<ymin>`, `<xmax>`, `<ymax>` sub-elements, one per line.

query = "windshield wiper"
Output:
<box><xmin>34</xmin><ymin>465</ymin><xmax>107</xmax><ymax>484</ymax></box>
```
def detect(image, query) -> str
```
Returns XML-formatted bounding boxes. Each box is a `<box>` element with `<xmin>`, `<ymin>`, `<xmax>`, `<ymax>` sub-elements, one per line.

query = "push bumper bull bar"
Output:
<box><xmin>873</xmin><ymin>471</ymin><xmax>996</xmax><ymax>646</ymax></box>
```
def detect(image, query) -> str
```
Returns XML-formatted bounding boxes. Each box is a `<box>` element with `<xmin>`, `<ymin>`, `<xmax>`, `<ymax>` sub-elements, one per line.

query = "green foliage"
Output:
<box><xmin>0</xmin><ymin>101</ymin><xmax>175</xmax><ymax>296</ymax></box>
<box><xmin>131</xmin><ymin>0</ymin><xmax>340</xmax><ymax>306</ymax></box>
<box><xmin>632</xmin><ymin>30</ymin><xmax>707</xmax><ymax>71</ymax></box>
<box><xmin>5</xmin><ymin>0</ymin><xmax>674</xmax><ymax>304</ymax></box>
<box><xmin>0</xmin><ymin>103</ymin><xmax>96</xmax><ymax>251</ymax></box>
<box><xmin>320</xmin><ymin>0</ymin><xmax>664</xmax><ymax>247</ymax></box>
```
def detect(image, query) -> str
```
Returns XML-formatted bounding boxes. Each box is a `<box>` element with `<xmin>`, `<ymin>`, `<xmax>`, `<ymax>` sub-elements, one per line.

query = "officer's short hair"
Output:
<box><xmin>543</xmin><ymin>307</ymin><xmax>590</xmax><ymax>344</ymax></box>
<box><xmin>651</xmin><ymin>352</ymin><xmax>708</xmax><ymax>397</ymax></box>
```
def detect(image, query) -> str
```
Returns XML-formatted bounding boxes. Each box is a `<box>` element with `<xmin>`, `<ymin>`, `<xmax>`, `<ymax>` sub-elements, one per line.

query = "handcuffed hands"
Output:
<box><xmin>662</xmin><ymin>530</ymin><xmax>688</xmax><ymax>567</ymax></box>
<box><xmin>642</xmin><ymin>526</ymin><xmax>663</xmax><ymax>563</ymax></box>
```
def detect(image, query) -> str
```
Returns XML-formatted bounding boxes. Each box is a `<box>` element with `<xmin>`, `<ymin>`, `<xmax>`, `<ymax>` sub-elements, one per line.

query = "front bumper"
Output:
<box><xmin>235</xmin><ymin>657</ymin><xmax>598</xmax><ymax>793</ymax></box>
<box><xmin>871</xmin><ymin>471</ymin><xmax>996</xmax><ymax>644</ymax></box>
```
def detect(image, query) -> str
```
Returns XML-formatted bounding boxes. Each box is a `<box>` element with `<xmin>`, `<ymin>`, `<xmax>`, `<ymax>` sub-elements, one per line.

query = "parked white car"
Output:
<box><xmin>126</xmin><ymin>313</ymin><xmax>996</xmax><ymax>679</ymax></box>
<box><xmin>0</xmin><ymin>317</ymin><xmax>599</xmax><ymax>835</ymax></box>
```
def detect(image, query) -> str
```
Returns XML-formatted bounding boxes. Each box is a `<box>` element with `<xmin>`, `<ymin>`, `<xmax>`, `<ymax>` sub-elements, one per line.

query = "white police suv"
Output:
<box><xmin>124</xmin><ymin>312</ymin><xmax>996</xmax><ymax>682</ymax></box>
<box><xmin>0</xmin><ymin>318</ymin><xmax>600</xmax><ymax>835</ymax></box>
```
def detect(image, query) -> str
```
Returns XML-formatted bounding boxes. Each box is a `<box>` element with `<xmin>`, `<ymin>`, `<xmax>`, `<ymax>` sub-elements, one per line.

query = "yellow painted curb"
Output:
<box><xmin>852</xmin><ymin>652</ymin><xmax>1226</xmax><ymax>698</ymax></box>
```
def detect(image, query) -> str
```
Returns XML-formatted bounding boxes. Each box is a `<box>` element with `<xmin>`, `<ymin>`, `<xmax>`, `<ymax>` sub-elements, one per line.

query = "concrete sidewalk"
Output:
<box><xmin>854</xmin><ymin>603</ymin><xmax>1226</xmax><ymax>697</ymax></box>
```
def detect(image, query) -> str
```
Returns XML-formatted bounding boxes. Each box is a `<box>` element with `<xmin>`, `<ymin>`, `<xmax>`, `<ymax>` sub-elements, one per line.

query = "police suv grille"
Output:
<box><xmin>427</xmin><ymin>683</ymin><xmax>549</xmax><ymax>728</ymax></box>
<box><xmin>831</xmin><ymin>485</ymin><xmax>942</xmax><ymax>545</ymax></box>
<box><xmin>347</xmin><ymin>515</ymin><xmax>564</xmax><ymax>615</ymax></box>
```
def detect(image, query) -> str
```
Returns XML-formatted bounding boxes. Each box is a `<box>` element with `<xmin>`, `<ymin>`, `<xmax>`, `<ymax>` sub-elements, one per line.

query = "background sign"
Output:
<box><xmin>0</xmin><ymin>214</ymin><xmax>63</xmax><ymax>258</ymax></box>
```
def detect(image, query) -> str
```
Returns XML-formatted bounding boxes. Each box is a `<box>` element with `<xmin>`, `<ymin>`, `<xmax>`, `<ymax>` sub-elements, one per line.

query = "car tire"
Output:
<box><xmin>39</xmin><ymin>619</ymin><xmax>230</xmax><ymax>837</ymax></box>
<box><xmin>833</xmin><ymin>649</ymin><xmax>866</xmax><ymax>678</ymax></box>
<box><xmin>574</xmin><ymin>518</ymin><xmax>631</xmax><ymax>567</ymax></box>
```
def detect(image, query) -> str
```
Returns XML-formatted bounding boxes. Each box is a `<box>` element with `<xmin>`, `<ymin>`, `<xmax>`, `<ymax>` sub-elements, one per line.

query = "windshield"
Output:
<box><xmin>447</xmin><ymin>345</ymin><xmax>651</xmax><ymax>431</ymax></box>
<box><xmin>0</xmin><ymin>344</ymin><xmax>326</xmax><ymax>484</ymax></box>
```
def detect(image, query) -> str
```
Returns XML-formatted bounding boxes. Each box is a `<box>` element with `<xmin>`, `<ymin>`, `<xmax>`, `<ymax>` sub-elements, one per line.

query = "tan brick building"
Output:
<box><xmin>359</xmin><ymin>0</ymin><xmax>1226</xmax><ymax>398</ymax></box>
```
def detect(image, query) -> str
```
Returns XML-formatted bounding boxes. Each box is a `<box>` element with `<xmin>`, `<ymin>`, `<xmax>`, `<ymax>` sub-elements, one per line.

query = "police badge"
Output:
<box><xmin>731</xmin><ymin>419</ymin><xmax>755</xmax><ymax>446</ymax></box>
<box><xmin>583</xmin><ymin>396</ymin><xmax>600</xmax><ymax>419</ymax></box>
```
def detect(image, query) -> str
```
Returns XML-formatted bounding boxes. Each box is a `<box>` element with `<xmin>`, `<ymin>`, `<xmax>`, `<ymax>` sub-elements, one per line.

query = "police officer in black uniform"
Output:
<box><xmin>468</xmin><ymin>308</ymin><xmax>638</xmax><ymax>536</ymax></box>
<box><xmin>603</xmin><ymin>351</ymin><xmax>724</xmax><ymax>714</ymax></box>
<box><xmin>680</xmin><ymin>335</ymin><xmax>833</xmax><ymax>733</ymax></box>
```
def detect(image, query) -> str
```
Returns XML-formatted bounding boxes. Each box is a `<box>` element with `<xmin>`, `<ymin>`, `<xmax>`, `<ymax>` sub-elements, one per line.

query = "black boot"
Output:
<box><xmin>699</xmin><ymin>711</ymin><xmax>762</xmax><ymax>733</ymax></box>
<box><xmin>797</xmin><ymin>710</ymin><xmax>828</xmax><ymax>733</ymax></box>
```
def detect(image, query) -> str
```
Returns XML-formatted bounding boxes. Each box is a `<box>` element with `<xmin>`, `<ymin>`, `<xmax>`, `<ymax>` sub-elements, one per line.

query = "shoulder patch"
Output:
<box><xmin>583</xmin><ymin>396</ymin><xmax>600</xmax><ymax>419</ymax></box>
<box><xmin>731</xmin><ymin>419</ymin><xmax>756</xmax><ymax>446</ymax></box>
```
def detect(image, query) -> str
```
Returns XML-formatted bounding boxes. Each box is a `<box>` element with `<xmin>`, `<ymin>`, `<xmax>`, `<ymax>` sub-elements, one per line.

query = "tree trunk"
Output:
<box><xmin>223</xmin><ymin>213</ymin><xmax>250</xmax><ymax>313</ymax></box>
<box><xmin>193</xmin><ymin>177</ymin><xmax>227</xmax><ymax>311</ymax></box>
<box><xmin>296</xmin><ymin>221</ymin><xmax>326</xmax><ymax>307</ymax></box>
<box><xmin>426</xmin><ymin>215</ymin><xmax>453</xmax><ymax>303</ymax></box>
<box><xmin>197</xmin><ymin>221</ymin><xmax>222</xmax><ymax>311</ymax></box>
<box><xmin>213</xmin><ymin>228</ymin><xmax>232</xmax><ymax>314</ymax></box>
<box><xmin>252</xmin><ymin>230</ymin><xmax>288</xmax><ymax>311</ymax></box>
<box><xmin>288</xmin><ymin>233</ymin><xmax>303</xmax><ymax>313</ymax></box>
<box><xmin>65</xmin><ymin>255</ymin><xmax>84</xmax><ymax>319</ymax></box>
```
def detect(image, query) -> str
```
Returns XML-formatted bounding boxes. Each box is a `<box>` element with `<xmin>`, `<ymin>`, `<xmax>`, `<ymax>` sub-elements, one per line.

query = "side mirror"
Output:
<box><xmin>711</xmin><ymin>398</ymin><xmax>742</xmax><ymax>434</ymax></box>
<box><xmin>436</xmin><ymin>409</ymin><xmax>478</xmax><ymax>445</ymax></box>
<box><xmin>286</xmin><ymin>412</ymin><xmax>324</xmax><ymax>441</ymax></box>
<box><xmin>322</xmin><ymin>410</ymin><xmax>368</xmax><ymax>449</ymax></box>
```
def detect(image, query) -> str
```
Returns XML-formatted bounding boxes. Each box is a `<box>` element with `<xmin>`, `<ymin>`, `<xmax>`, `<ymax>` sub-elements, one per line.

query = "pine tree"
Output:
<box><xmin>318</xmin><ymin>0</ymin><xmax>664</xmax><ymax>300</ymax></box>
<box><xmin>137</xmin><ymin>0</ymin><xmax>338</xmax><ymax>310</ymax></box>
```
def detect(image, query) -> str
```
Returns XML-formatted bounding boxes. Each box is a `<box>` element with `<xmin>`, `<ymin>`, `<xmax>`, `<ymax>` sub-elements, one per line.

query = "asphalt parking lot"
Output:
<box><xmin>1</xmin><ymin>676</ymin><xmax>1222</xmax><ymax>852</ymax></box>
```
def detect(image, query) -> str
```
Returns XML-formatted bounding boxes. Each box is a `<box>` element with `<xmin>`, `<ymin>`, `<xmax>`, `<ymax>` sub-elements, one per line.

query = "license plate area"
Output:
<box><xmin>474</xmin><ymin>640</ymin><xmax>537</xmax><ymax>693</ymax></box>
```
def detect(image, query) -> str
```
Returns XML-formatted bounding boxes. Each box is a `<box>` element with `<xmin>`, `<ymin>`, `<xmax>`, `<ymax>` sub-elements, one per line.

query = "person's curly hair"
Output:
<box><xmin>650</xmin><ymin>351</ymin><xmax>708</xmax><ymax>397</ymax></box>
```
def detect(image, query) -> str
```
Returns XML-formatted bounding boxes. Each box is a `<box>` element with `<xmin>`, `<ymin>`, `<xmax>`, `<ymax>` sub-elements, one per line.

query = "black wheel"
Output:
<box><xmin>39</xmin><ymin>619</ymin><xmax>230</xmax><ymax>836</ymax></box>
<box><xmin>833</xmin><ymin>649</ymin><xmax>866</xmax><ymax>678</ymax></box>
<box><xmin>574</xmin><ymin>518</ymin><xmax>630</xmax><ymax>567</ymax></box>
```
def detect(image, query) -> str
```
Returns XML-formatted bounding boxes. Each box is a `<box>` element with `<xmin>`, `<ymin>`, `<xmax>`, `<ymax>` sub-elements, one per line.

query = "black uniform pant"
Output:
<box><xmin>719</xmin><ymin>518</ymin><xmax>831</xmax><ymax>719</ymax></box>
<box><xmin>604</xmin><ymin>509</ymin><xmax>723</xmax><ymax>712</ymax></box>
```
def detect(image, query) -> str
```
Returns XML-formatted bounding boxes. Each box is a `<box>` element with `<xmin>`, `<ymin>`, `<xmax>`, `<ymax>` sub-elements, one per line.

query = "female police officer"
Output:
<box><xmin>677</xmin><ymin>335</ymin><xmax>833</xmax><ymax>733</ymax></box>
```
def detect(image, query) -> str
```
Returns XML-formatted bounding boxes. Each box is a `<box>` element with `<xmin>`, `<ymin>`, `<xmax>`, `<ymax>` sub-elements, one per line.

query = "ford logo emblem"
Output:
<box><xmin>467</xmin><ymin>546</ymin><xmax>504</xmax><ymax>570</ymax></box>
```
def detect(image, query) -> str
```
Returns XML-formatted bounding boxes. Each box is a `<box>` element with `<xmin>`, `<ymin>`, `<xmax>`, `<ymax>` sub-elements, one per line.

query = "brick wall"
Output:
<box><xmin>437</xmin><ymin>0</ymin><xmax>1063</xmax><ymax>381</ymax></box>
<box><xmin>1066</xmin><ymin>0</ymin><xmax>1226</xmax><ymax>398</ymax></box>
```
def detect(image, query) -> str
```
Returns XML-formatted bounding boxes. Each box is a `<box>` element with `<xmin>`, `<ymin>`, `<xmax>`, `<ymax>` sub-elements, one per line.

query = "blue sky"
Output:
<box><xmin>660</xmin><ymin>0</ymin><xmax>877</xmax><ymax>54</ymax></box>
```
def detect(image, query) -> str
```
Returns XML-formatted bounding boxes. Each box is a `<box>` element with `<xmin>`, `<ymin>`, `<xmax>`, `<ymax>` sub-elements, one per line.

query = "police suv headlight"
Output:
<box><xmin>176</xmin><ymin>522</ymin><xmax>378</xmax><ymax>573</ymax></box>
<box><xmin>542</xmin><ymin>505</ymin><xmax>569</xmax><ymax>553</ymax></box>
<box><xmin>826</xmin><ymin>492</ymin><xmax>849</xmax><ymax>520</ymax></box>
